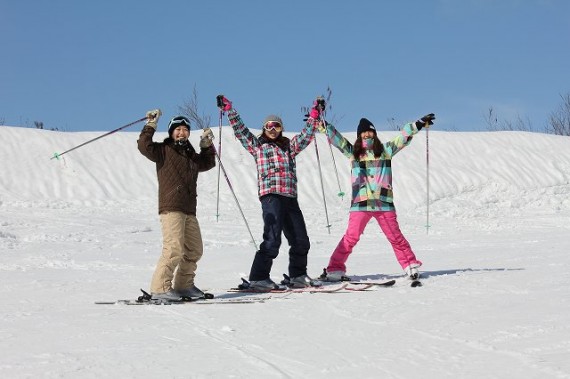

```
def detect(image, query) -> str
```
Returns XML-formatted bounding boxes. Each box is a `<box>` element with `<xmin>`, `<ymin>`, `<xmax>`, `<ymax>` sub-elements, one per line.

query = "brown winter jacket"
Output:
<box><xmin>137</xmin><ymin>126</ymin><xmax>216</xmax><ymax>215</ymax></box>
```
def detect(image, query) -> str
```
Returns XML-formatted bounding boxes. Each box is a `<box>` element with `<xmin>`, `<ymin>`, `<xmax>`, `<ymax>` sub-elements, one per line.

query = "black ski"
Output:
<box><xmin>95</xmin><ymin>289</ymin><xmax>268</xmax><ymax>305</ymax></box>
<box><xmin>348</xmin><ymin>279</ymin><xmax>396</xmax><ymax>287</ymax></box>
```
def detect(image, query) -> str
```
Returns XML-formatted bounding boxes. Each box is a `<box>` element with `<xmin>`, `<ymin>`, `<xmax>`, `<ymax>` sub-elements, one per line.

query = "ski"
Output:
<box><xmin>277</xmin><ymin>282</ymin><xmax>373</xmax><ymax>292</ymax></box>
<box><xmin>228</xmin><ymin>282</ymin><xmax>349</xmax><ymax>294</ymax></box>
<box><xmin>348</xmin><ymin>279</ymin><xmax>396</xmax><ymax>287</ymax></box>
<box><xmin>95</xmin><ymin>297</ymin><xmax>267</xmax><ymax>305</ymax></box>
<box><xmin>95</xmin><ymin>289</ymin><xmax>269</xmax><ymax>305</ymax></box>
<box><xmin>345</xmin><ymin>283</ymin><xmax>375</xmax><ymax>291</ymax></box>
<box><xmin>290</xmin><ymin>282</ymin><xmax>349</xmax><ymax>293</ymax></box>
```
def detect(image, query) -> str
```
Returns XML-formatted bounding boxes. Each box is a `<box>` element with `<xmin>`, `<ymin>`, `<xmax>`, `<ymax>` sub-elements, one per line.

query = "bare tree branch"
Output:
<box><xmin>483</xmin><ymin>106</ymin><xmax>533</xmax><ymax>132</ymax></box>
<box><xmin>323</xmin><ymin>86</ymin><xmax>344</xmax><ymax>126</ymax></box>
<box><xmin>546</xmin><ymin>93</ymin><xmax>570</xmax><ymax>136</ymax></box>
<box><xmin>178</xmin><ymin>85</ymin><xmax>211</xmax><ymax>130</ymax></box>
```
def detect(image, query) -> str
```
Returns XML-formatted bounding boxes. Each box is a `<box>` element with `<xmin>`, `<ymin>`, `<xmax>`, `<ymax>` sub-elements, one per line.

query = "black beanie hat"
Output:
<box><xmin>357</xmin><ymin>118</ymin><xmax>376</xmax><ymax>135</ymax></box>
<box><xmin>168</xmin><ymin>116</ymin><xmax>191</xmax><ymax>137</ymax></box>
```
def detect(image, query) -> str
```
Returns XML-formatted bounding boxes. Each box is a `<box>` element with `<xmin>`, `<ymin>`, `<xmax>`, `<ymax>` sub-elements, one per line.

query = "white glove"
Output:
<box><xmin>145</xmin><ymin>109</ymin><xmax>162</xmax><ymax>130</ymax></box>
<box><xmin>199</xmin><ymin>128</ymin><xmax>214</xmax><ymax>149</ymax></box>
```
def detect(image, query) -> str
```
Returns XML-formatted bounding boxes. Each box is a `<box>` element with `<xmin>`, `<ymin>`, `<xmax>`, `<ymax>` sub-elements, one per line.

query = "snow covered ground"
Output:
<box><xmin>1</xmin><ymin>124</ymin><xmax>570</xmax><ymax>378</ymax></box>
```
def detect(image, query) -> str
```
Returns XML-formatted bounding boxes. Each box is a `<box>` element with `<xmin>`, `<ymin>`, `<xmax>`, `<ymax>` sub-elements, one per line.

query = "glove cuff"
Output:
<box><xmin>200</xmin><ymin>140</ymin><xmax>213</xmax><ymax>149</ymax></box>
<box><xmin>145</xmin><ymin>121</ymin><xmax>158</xmax><ymax>130</ymax></box>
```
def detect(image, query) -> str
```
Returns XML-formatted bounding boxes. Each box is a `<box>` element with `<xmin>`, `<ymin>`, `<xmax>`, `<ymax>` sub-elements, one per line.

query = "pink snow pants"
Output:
<box><xmin>327</xmin><ymin>211</ymin><xmax>422</xmax><ymax>273</ymax></box>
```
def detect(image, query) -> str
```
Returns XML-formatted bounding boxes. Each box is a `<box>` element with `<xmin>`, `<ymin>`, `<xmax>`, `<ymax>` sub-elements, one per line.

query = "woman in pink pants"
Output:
<box><xmin>319</xmin><ymin>114</ymin><xmax>434</xmax><ymax>281</ymax></box>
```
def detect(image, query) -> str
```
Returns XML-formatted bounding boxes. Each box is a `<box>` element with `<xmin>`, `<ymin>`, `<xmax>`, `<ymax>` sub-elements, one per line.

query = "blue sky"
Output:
<box><xmin>1</xmin><ymin>0</ymin><xmax>569</xmax><ymax>133</ymax></box>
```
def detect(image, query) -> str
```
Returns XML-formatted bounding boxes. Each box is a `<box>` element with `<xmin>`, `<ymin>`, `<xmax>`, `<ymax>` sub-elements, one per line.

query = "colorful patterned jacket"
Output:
<box><xmin>227</xmin><ymin>109</ymin><xmax>316</xmax><ymax>199</ymax></box>
<box><xmin>324</xmin><ymin>122</ymin><xmax>419</xmax><ymax>212</ymax></box>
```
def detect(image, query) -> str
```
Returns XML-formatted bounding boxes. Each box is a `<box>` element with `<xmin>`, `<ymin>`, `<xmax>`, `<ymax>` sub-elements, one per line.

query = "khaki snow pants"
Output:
<box><xmin>150</xmin><ymin>211</ymin><xmax>203</xmax><ymax>293</ymax></box>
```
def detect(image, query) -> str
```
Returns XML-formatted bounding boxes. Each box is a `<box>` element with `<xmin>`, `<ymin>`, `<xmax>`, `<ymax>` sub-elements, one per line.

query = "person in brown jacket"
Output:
<box><xmin>138</xmin><ymin>109</ymin><xmax>216</xmax><ymax>302</ymax></box>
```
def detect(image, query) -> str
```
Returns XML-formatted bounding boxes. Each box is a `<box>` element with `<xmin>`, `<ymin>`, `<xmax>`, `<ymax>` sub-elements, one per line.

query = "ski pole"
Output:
<box><xmin>313</xmin><ymin>134</ymin><xmax>332</xmax><ymax>234</ymax></box>
<box><xmin>215</xmin><ymin>108</ymin><xmax>223</xmax><ymax>221</ymax></box>
<box><xmin>320</xmin><ymin>114</ymin><xmax>345</xmax><ymax>200</ymax></box>
<box><xmin>212</xmin><ymin>143</ymin><xmax>258</xmax><ymax>250</ymax></box>
<box><xmin>213</xmin><ymin>96</ymin><xmax>258</xmax><ymax>249</ymax></box>
<box><xmin>51</xmin><ymin>116</ymin><xmax>148</xmax><ymax>160</ymax></box>
<box><xmin>426</xmin><ymin>126</ymin><xmax>431</xmax><ymax>234</ymax></box>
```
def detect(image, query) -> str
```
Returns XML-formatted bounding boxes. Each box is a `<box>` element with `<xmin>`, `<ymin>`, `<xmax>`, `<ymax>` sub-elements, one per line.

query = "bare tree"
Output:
<box><xmin>178</xmin><ymin>85</ymin><xmax>211</xmax><ymax>130</ymax></box>
<box><xmin>386</xmin><ymin>117</ymin><xmax>403</xmax><ymax>131</ymax></box>
<box><xmin>31</xmin><ymin>120</ymin><xmax>59</xmax><ymax>131</ymax></box>
<box><xmin>483</xmin><ymin>107</ymin><xmax>499</xmax><ymax>131</ymax></box>
<box><xmin>322</xmin><ymin>86</ymin><xmax>345</xmax><ymax>126</ymax></box>
<box><xmin>483</xmin><ymin>107</ymin><xmax>533</xmax><ymax>132</ymax></box>
<box><xmin>546</xmin><ymin>93</ymin><xmax>570</xmax><ymax>136</ymax></box>
<box><xmin>300</xmin><ymin>86</ymin><xmax>345</xmax><ymax>126</ymax></box>
<box><xmin>511</xmin><ymin>115</ymin><xmax>533</xmax><ymax>132</ymax></box>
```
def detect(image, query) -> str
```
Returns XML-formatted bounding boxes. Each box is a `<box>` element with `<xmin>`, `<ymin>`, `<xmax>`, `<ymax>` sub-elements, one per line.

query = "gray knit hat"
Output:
<box><xmin>262</xmin><ymin>115</ymin><xmax>283</xmax><ymax>128</ymax></box>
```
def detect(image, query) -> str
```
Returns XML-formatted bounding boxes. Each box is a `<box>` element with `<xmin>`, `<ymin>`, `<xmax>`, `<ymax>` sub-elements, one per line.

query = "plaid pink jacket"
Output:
<box><xmin>227</xmin><ymin>109</ymin><xmax>316</xmax><ymax>198</ymax></box>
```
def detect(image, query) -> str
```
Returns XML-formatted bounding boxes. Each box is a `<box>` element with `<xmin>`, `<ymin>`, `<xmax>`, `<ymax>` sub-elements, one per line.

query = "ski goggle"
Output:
<box><xmin>264</xmin><ymin>121</ymin><xmax>282</xmax><ymax>132</ymax></box>
<box><xmin>168</xmin><ymin>116</ymin><xmax>191</xmax><ymax>129</ymax></box>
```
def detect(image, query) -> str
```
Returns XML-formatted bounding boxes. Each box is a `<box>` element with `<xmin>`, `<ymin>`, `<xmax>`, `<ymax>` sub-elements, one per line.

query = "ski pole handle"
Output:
<box><xmin>216</xmin><ymin>95</ymin><xmax>225</xmax><ymax>109</ymax></box>
<box><xmin>316</xmin><ymin>96</ymin><xmax>326</xmax><ymax>111</ymax></box>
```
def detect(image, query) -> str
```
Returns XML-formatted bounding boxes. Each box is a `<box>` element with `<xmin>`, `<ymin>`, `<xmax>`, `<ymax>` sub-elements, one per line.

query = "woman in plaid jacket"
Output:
<box><xmin>320</xmin><ymin>114</ymin><xmax>435</xmax><ymax>282</ymax></box>
<box><xmin>218</xmin><ymin>96</ymin><xmax>323</xmax><ymax>291</ymax></box>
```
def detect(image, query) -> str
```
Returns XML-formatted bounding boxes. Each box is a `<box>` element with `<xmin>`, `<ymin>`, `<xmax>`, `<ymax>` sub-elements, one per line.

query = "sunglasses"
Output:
<box><xmin>169</xmin><ymin>116</ymin><xmax>191</xmax><ymax>128</ymax></box>
<box><xmin>264</xmin><ymin>121</ymin><xmax>282</xmax><ymax>131</ymax></box>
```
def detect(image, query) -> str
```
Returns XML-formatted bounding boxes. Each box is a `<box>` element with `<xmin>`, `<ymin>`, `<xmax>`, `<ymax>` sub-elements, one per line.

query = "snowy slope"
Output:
<box><xmin>1</xmin><ymin>125</ymin><xmax>570</xmax><ymax>378</ymax></box>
